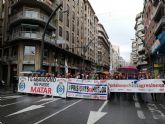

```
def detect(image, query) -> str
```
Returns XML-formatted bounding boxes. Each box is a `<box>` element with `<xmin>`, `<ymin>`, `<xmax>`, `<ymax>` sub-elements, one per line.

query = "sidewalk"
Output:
<box><xmin>0</xmin><ymin>87</ymin><xmax>15</xmax><ymax>95</ymax></box>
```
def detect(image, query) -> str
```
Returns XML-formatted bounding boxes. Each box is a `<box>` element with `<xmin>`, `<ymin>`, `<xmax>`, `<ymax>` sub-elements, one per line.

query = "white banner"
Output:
<box><xmin>18</xmin><ymin>77</ymin><xmax>67</xmax><ymax>98</ymax></box>
<box><xmin>18</xmin><ymin>77</ymin><xmax>165</xmax><ymax>100</ymax></box>
<box><xmin>67</xmin><ymin>79</ymin><xmax>108</xmax><ymax>100</ymax></box>
<box><xmin>108</xmin><ymin>79</ymin><xmax>165</xmax><ymax>93</ymax></box>
<box><xmin>54</xmin><ymin>78</ymin><xmax>68</xmax><ymax>98</ymax></box>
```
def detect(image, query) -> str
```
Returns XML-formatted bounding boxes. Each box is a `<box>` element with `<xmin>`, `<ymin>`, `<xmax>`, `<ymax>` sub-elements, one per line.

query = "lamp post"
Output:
<box><xmin>40</xmin><ymin>3</ymin><xmax>63</xmax><ymax>70</ymax></box>
<box><xmin>81</xmin><ymin>38</ymin><xmax>95</xmax><ymax>73</ymax></box>
<box><xmin>40</xmin><ymin>0</ymin><xmax>79</xmax><ymax>71</ymax></box>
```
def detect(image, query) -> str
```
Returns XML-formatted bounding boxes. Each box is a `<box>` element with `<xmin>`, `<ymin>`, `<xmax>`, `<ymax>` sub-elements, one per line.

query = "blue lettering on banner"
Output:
<box><xmin>19</xmin><ymin>80</ymin><xmax>26</xmax><ymax>91</ymax></box>
<box><xmin>56</xmin><ymin>82</ymin><xmax>65</xmax><ymax>95</ymax></box>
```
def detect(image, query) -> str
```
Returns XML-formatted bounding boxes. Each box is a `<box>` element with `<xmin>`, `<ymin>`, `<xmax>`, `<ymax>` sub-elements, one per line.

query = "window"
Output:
<box><xmin>25</xmin><ymin>10</ymin><xmax>38</xmax><ymax>19</ymax></box>
<box><xmin>24</xmin><ymin>46</ymin><xmax>35</xmax><ymax>55</ymax></box>
<box><xmin>12</xmin><ymin>46</ymin><xmax>17</xmax><ymax>57</ymax></box>
<box><xmin>66</xmin><ymin>5</ymin><xmax>70</xmax><ymax>27</ymax></box>
<box><xmin>23</xmin><ymin>64</ymin><xmax>35</xmax><ymax>71</ymax></box>
<box><xmin>59</xmin><ymin>26</ymin><xmax>63</xmax><ymax>37</ymax></box>
<box><xmin>3</xmin><ymin>48</ymin><xmax>9</xmax><ymax>56</ymax></box>
<box><xmin>72</xmin><ymin>33</ymin><xmax>74</xmax><ymax>43</ymax></box>
<box><xmin>72</xmin><ymin>11</ymin><xmax>75</xmax><ymax>21</ymax></box>
<box><xmin>59</xmin><ymin>10</ymin><xmax>63</xmax><ymax>22</ymax></box>
<box><xmin>0</xmin><ymin>49</ymin><xmax>2</xmax><ymax>57</ymax></box>
<box><xmin>66</xmin><ymin>31</ymin><xmax>69</xmax><ymax>41</ymax></box>
<box><xmin>44</xmin><ymin>49</ymin><xmax>48</xmax><ymax>57</ymax></box>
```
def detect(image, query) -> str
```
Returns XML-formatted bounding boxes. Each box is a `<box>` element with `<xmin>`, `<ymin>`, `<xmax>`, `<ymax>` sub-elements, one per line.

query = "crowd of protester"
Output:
<box><xmin>10</xmin><ymin>70</ymin><xmax>165</xmax><ymax>102</ymax></box>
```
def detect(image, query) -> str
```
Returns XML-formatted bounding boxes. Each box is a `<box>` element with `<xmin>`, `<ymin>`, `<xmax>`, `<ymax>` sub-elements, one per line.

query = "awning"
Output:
<box><xmin>117</xmin><ymin>66</ymin><xmax>138</xmax><ymax>74</ymax></box>
<box><xmin>152</xmin><ymin>30</ymin><xmax>165</xmax><ymax>54</ymax></box>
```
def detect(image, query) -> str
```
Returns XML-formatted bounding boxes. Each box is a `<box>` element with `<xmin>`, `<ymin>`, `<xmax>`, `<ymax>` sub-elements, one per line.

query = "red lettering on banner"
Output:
<box><xmin>88</xmin><ymin>87</ymin><xmax>93</xmax><ymax>92</ymax></box>
<box><xmin>48</xmin><ymin>88</ymin><xmax>52</xmax><ymax>94</ymax></box>
<box><xmin>31</xmin><ymin>87</ymin><xmax>37</xmax><ymax>92</ymax></box>
<box><xmin>30</xmin><ymin>86</ymin><xmax>52</xmax><ymax>94</ymax></box>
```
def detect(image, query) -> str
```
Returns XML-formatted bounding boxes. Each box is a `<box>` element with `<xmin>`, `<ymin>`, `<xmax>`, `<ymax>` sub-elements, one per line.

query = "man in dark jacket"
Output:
<box><xmin>13</xmin><ymin>76</ymin><xmax>18</xmax><ymax>93</ymax></box>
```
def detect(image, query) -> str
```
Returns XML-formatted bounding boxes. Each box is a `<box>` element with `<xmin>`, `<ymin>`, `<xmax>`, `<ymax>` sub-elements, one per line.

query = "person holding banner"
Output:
<box><xmin>151</xmin><ymin>75</ymin><xmax>158</xmax><ymax>101</ymax></box>
<box><xmin>13</xmin><ymin>75</ymin><xmax>18</xmax><ymax>93</ymax></box>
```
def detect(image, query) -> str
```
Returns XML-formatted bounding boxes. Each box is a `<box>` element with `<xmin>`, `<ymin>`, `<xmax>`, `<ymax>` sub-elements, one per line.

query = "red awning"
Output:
<box><xmin>117</xmin><ymin>66</ymin><xmax>138</xmax><ymax>73</ymax></box>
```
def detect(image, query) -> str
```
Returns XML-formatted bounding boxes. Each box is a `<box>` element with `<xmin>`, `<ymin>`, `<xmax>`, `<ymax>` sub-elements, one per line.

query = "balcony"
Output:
<box><xmin>137</xmin><ymin>61</ymin><xmax>148</xmax><ymax>66</ymax></box>
<box><xmin>138</xmin><ymin>47</ymin><xmax>145</xmax><ymax>55</ymax></box>
<box><xmin>152</xmin><ymin>1</ymin><xmax>164</xmax><ymax>20</ymax></box>
<box><xmin>152</xmin><ymin>0</ymin><xmax>159</xmax><ymax>6</ymax></box>
<box><xmin>11</xmin><ymin>0</ymin><xmax>55</xmax><ymax>14</ymax></box>
<box><xmin>9</xmin><ymin>31</ymin><xmax>56</xmax><ymax>45</ymax></box>
<box><xmin>9</xmin><ymin>11</ymin><xmax>55</xmax><ymax>30</ymax></box>
<box><xmin>154</xmin><ymin>16</ymin><xmax>165</xmax><ymax>35</ymax></box>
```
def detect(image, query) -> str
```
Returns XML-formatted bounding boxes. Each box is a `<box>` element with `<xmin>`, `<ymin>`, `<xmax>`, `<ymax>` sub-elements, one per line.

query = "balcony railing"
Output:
<box><xmin>152</xmin><ymin>1</ymin><xmax>164</xmax><ymax>20</ymax></box>
<box><xmin>11</xmin><ymin>0</ymin><xmax>54</xmax><ymax>12</ymax></box>
<box><xmin>10</xmin><ymin>31</ymin><xmax>56</xmax><ymax>45</ymax></box>
<box><xmin>37</xmin><ymin>0</ymin><xmax>53</xmax><ymax>8</ymax></box>
<box><xmin>10</xmin><ymin>11</ymin><xmax>55</xmax><ymax>28</ymax></box>
<box><xmin>152</xmin><ymin>0</ymin><xmax>159</xmax><ymax>7</ymax></box>
<box><xmin>154</xmin><ymin>16</ymin><xmax>165</xmax><ymax>34</ymax></box>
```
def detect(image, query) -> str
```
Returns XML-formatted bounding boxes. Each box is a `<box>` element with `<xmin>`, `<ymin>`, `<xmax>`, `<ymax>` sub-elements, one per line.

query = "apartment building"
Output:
<box><xmin>97</xmin><ymin>23</ymin><xmax>110</xmax><ymax>72</ymax></box>
<box><xmin>0</xmin><ymin>0</ymin><xmax>111</xmax><ymax>85</ymax></box>
<box><xmin>112</xmin><ymin>45</ymin><xmax>120</xmax><ymax>71</ymax></box>
<box><xmin>130</xmin><ymin>39</ymin><xmax>138</xmax><ymax>65</ymax></box>
<box><xmin>0</xmin><ymin>0</ymin><xmax>2</xmax><ymax>47</ymax></box>
<box><xmin>134</xmin><ymin>12</ymin><xmax>147</xmax><ymax>69</ymax></box>
<box><xmin>0</xmin><ymin>0</ymin><xmax>3</xmax><ymax>80</ymax></box>
<box><xmin>143</xmin><ymin>0</ymin><xmax>165</xmax><ymax>77</ymax></box>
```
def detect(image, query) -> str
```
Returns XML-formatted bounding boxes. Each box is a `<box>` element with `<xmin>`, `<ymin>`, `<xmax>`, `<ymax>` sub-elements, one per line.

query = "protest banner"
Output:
<box><xmin>18</xmin><ymin>77</ymin><xmax>67</xmax><ymax>98</ymax></box>
<box><xmin>108</xmin><ymin>79</ymin><xmax>165</xmax><ymax>93</ymax></box>
<box><xmin>67</xmin><ymin>79</ymin><xmax>108</xmax><ymax>100</ymax></box>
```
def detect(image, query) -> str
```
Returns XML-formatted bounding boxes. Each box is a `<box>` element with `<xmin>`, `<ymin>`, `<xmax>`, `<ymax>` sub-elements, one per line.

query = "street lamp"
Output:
<box><xmin>40</xmin><ymin>2</ymin><xmax>63</xmax><ymax>70</ymax></box>
<box><xmin>40</xmin><ymin>0</ymin><xmax>79</xmax><ymax>70</ymax></box>
<box><xmin>81</xmin><ymin>38</ymin><xmax>95</xmax><ymax>73</ymax></box>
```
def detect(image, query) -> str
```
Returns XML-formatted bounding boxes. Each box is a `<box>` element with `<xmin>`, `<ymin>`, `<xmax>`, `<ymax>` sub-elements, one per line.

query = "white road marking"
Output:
<box><xmin>133</xmin><ymin>95</ymin><xmax>138</xmax><ymax>102</ymax></box>
<box><xmin>133</xmin><ymin>94</ymin><xmax>146</xmax><ymax>120</ymax></box>
<box><xmin>6</xmin><ymin>105</ymin><xmax>44</xmax><ymax>117</ymax></box>
<box><xmin>98</xmin><ymin>101</ymin><xmax>108</xmax><ymax>112</ymax></box>
<box><xmin>87</xmin><ymin>101</ymin><xmax>108</xmax><ymax>124</ymax></box>
<box><xmin>147</xmin><ymin>103</ymin><xmax>165</xmax><ymax>120</ymax></box>
<box><xmin>135</xmin><ymin>102</ymin><xmax>141</xmax><ymax>109</ymax></box>
<box><xmin>147</xmin><ymin>104</ymin><xmax>158</xmax><ymax>111</ymax></box>
<box><xmin>2</xmin><ymin>95</ymin><xmax>22</xmax><ymax>99</ymax></box>
<box><xmin>33</xmin><ymin>100</ymin><xmax>82</xmax><ymax>124</ymax></box>
<box><xmin>137</xmin><ymin>110</ymin><xmax>146</xmax><ymax>119</ymax></box>
<box><xmin>1</xmin><ymin>100</ymin><xmax>25</xmax><ymax>107</ymax></box>
<box><xmin>35</xmin><ymin>98</ymin><xmax>54</xmax><ymax>103</ymax></box>
<box><xmin>6</xmin><ymin>98</ymin><xmax>61</xmax><ymax>117</ymax></box>
<box><xmin>159</xmin><ymin>104</ymin><xmax>165</xmax><ymax>109</ymax></box>
<box><xmin>39</xmin><ymin>98</ymin><xmax>59</xmax><ymax>106</ymax></box>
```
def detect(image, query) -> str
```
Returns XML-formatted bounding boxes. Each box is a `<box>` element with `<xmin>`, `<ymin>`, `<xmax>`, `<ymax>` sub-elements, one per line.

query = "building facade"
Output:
<box><xmin>0</xmin><ymin>0</ymin><xmax>3</xmax><ymax>81</ymax></box>
<box><xmin>0</xmin><ymin>0</ymin><xmax>111</xmax><ymax>86</ymax></box>
<box><xmin>134</xmin><ymin>12</ymin><xmax>147</xmax><ymax>69</ymax></box>
<box><xmin>111</xmin><ymin>45</ymin><xmax>120</xmax><ymax>72</ymax></box>
<box><xmin>130</xmin><ymin>39</ymin><xmax>138</xmax><ymax>65</ymax></box>
<box><xmin>143</xmin><ymin>0</ymin><xmax>165</xmax><ymax>77</ymax></box>
<box><xmin>97</xmin><ymin>23</ymin><xmax>110</xmax><ymax>72</ymax></box>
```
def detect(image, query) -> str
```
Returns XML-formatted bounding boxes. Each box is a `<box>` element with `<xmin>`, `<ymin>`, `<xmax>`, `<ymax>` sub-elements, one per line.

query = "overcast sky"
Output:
<box><xmin>89</xmin><ymin>0</ymin><xmax>144</xmax><ymax>62</ymax></box>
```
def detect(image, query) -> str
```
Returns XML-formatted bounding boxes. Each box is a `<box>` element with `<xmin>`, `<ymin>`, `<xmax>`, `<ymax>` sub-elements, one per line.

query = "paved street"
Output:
<box><xmin>0</xmin><ymin>93</ymin><xmax>165</xmax><ymax>124</ymax></box>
